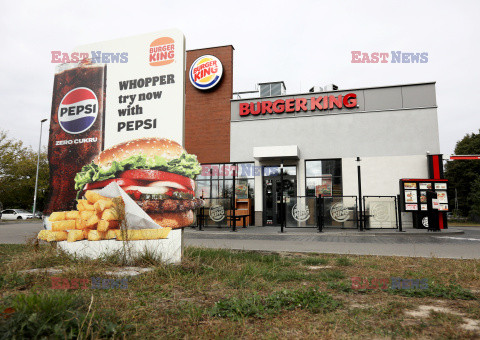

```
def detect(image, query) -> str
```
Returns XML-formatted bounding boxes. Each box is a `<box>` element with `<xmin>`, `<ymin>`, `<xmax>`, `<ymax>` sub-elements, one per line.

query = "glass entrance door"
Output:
<box><xmin>263</xmin><ymin>173</ymin><xmax>297</xmax><ymax>226</ymax></box>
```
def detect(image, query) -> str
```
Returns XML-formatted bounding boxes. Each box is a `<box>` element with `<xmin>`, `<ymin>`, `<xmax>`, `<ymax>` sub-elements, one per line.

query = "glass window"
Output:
<box><xmin>305</xmin><ymin>159</ymin><xmax>342</xmax><ymax>197</ymax></box>
<box><xmin>224</xmin><ymin>180</ymin><xmax>233</xmax><ymax>198</ymax></box>
<box><xmin>260</xmin><ymin>84</ymin><xmax>270</xmax><ymax>97</ymax></box>
<box><xmin>248</xmin><ymin>179</ymin><xmax>255</xmax><ymax>199</ymax></box>
<box><xmin>237</xmin><ymin>163</ymin><xmax>255</xmax><ymax>178</ymax></box>
<box><xmin>195</xmin><ymin>163</ymin><xmax>255</xmax><ymax>199</ymax></box>
<box><xmin>263</xmin><ymin>165</ymin><xmax>296</xmax><ymax>177</ymax></box>
<box><xmin>196</xmin><ymin>181</ymin><xmax>210</xmax><ymax>198</ymax></box>
<box><xmin>270</xmin><ymin>83</ymin><xmax>281</xmax><ymax>96</ymax></box>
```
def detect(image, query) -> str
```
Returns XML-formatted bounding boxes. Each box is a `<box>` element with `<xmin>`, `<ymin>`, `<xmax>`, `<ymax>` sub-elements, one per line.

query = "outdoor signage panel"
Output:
<box><xmin>239</xmin><ymin>93</ymin><xmax>358</xmax><ymax>117</ymax></box>
<box><xmin>315</xmin><ymin>175</ymin><xmax>333</xmax><ymax>197</ymax></box>
<box><xmin>189</xmin><ymin>55</ymin><xmax>223</xmax><ymax>90</ymax></box>
<box><xmin>43</xmin><ymin>30</ymin><xmax>201</xmax><ymax>261</ymax></box>
<box><xmin>399</xmin><ymin>179</ymin><xmax>448</xmax><ymax>212</ymax></box>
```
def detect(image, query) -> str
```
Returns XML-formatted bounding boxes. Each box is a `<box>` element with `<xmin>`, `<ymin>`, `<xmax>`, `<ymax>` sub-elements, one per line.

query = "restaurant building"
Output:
<box><xmin>185</xmin><ymin>45</ymin><xmax>440</xmax><ymax>227</ymax></box>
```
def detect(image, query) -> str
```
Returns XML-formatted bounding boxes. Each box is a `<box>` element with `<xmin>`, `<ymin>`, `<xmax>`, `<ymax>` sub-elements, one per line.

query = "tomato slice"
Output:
<box><xmin>120</xmin><ymin>170</ymin><xmax>194</xmax><ymax>191</ymax></box>
<box><xmin>84</xmin><ymin>178</ymin><xmax>148</xmax><ymax>190</ymax></box>
<box><xmin>125</xmin><ymin>190</ymin><xmax>142</xmax><ymax>200</ymax></box>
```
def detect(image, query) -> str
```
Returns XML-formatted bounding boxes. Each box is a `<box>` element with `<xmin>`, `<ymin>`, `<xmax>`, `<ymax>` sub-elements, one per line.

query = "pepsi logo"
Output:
<box><xmin>57</xmin><ymin>87</ymin><xmax>98</xmax><ymax>134</ymax></box>
<box><xmin>189</xmin><ymin>55</ymin><xmax>223</xmax><ymax>90</ymax></box>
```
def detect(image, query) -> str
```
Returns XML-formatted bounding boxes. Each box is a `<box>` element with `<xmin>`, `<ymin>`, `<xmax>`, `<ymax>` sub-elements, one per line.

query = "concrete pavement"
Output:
<box><xmin>183</xmin><ymin>226</ymin><xmax>480</xmax><ymax>259</ymax></box>
<box><xmin>2</xmin><ymin>221</ymin><xmax>480</xmax><ymax>259</ymax></box>
<box><xmin>0</xmin><ymin>221</ymin><xmax>43</xmax><ymax>244</ymax></box>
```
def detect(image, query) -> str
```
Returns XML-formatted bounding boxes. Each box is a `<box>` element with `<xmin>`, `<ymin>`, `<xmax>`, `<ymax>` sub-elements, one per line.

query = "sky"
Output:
<box><xmin>0</xmin><ymin>0</ymin><xmax>478</xmax><ymax>156</ymax></box>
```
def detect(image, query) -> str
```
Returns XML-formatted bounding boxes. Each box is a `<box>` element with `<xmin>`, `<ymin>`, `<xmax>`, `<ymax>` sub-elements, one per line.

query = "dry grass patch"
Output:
<box><xmin>0</xmin><ymin>245</ymin><xmax>479</xmax><ymax>338</ymax></box>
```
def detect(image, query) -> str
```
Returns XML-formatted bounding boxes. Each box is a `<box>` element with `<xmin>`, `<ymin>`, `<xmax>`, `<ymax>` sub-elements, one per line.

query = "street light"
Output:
<box><xmin>33</xmin><ymin>118</ymin><xmax>47</xmax><ymax>218</ymax></box>
<box><xmin>356</xmin><ymin>157</ymin><xmax>364</xmax><ymax>231</ymax></box>
<box><xmin>280</xmin><ymin>161</ymin><xmax>284</xmax><ymax>233</ymax></box>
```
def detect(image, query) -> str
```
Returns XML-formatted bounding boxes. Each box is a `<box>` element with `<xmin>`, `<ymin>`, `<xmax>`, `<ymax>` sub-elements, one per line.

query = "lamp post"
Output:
<box><xmin>280</xmin><ymin>161</ymin><xmax>284</xmax><ymax>233</ymax></box>
<box><xmin>33</xmin><ymin>119</ymin><xmax>47</xmax><ymax>218</ymax></box>
<box><xmin>356</xmin><ymin>157</ymin><xmax>363</xmax><ymax>231</ymax></box>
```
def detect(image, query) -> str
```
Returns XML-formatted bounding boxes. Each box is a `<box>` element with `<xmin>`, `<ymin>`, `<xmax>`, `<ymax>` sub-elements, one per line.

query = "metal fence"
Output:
<box><xmin>363</xmin><ymin>196</ymin><xmax>398</xmax><ymax>229</ymax></box>
<box><xmin>195</xmin><ymin>197</ymin><xmax>231</xmax><ymax>229</ymax></box>
<box><xmin>194</xmin><ymin>194</ymin><xmax>400</xmax><ymax>232</ymax></box>
<box><xmin>285</xmin><ymin>196</ymin><xmax>317</xmax><ymax>228</ymax></box>
<box><xmin>320</xmin><ymin>196</ymin><xmax>358</xmax><ymax>229</ymax></box>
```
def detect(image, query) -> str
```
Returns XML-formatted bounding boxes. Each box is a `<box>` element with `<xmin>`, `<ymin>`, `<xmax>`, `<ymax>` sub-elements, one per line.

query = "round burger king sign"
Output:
<box><xmin>189</xmin><ymin>55</ymin><xmax>223</xmax><ymax>90</ymax></box>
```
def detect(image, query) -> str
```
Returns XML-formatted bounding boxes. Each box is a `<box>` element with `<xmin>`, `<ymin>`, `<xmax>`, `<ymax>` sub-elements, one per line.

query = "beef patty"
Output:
<box><xmin>136</xmin><ymin>198</ymin><xmax>203</xmax><ymax>213</ymax></box>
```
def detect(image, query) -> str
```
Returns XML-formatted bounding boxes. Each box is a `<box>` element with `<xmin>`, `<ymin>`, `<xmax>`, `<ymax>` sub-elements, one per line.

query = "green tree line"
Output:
<box><xmin>0</xmin><ymin>130</ymin><xmax>49</xmax><ymax>212</ymax></box>
<box><xmin>445</xmin><ymin>129</ymin><xmax>480</xmax><ymax>220</ymax></box>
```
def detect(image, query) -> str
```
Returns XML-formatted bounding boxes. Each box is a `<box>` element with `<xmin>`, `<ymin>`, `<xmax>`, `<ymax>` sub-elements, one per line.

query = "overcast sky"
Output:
<box><xmin>1</xmin><ymin>0</ymin><xmax>478</xmax><ymax>156</ymax></box>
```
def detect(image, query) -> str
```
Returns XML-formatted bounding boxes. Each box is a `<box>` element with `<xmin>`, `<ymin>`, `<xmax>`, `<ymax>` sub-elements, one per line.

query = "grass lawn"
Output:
<box><xmin>447</xmin><ymin>221</ymin><xmax>480</xmax><ymax>227</ymax></box>
<box><xmin>0</xmin><ymin>243</ymin><xmax>479</xmax><ymax>339</ymax></box>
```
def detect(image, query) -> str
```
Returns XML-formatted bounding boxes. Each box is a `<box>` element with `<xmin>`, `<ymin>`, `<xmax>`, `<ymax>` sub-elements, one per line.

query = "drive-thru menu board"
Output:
<box><xmin>399</xmin><ymin>179</ymin><xmax>448</xmax><ymax>212</ymax></box>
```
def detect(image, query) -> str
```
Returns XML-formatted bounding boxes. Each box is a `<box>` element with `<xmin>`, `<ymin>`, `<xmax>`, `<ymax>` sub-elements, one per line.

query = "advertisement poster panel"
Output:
<box><xmin>41</xmin><ymin>30</ymin><xmax>200</xmax><ymax>262</ymax></box>
<box><xmin>315</xmin><ymin>175</ymin><xmax>333</xmax><ymax>197</ymax></box>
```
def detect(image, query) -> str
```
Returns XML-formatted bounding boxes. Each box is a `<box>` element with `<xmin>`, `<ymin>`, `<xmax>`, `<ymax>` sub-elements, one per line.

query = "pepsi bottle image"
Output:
<box><xmin>45</xmin><ymin>61</ymin><xmax>106</xmax><ymax>214</ymax></box>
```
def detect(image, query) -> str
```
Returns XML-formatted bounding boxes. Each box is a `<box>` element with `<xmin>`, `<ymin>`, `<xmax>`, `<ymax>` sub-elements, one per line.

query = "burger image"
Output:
<box><xmin>74</xmin><ymin>138</ymin><xmax>203</xmax><ymax>228</ymax></box>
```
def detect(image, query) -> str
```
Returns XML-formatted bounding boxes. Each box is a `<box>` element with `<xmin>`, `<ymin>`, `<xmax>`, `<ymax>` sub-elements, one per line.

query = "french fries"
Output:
<box><xmin>82</xmin><ymin>228</ymin><xmax>93</xmax><ymax>239</ymax></box>
<box><xmin>48</xmin><ymin>212</ymin><xmax>66</xmax><ymax>222</ymax></box>
<box><xmin>117</xmin><ymin>228</ymin><xmax>171</xmax><ymax>241</ymax></box>
<box><xmin>87</xmin><ymin>230</ymin><xmax>106</xmax><ymax>241</ymax></box>
<box><xmin>37</xmin><ymin>230</ymin><xmax>68</xmax><ymax>242</ymax></box>
<box><xmin>39</xmin><ymin>190</ymin><xmax>171</xmax><ymax>243</ymax></box>
<box><xmin>80</xmin><ymin>210</ymin><xmax>95</xmax><ymax>220</ymax></box>
<box><xmin>97</xmin><ymin>220</ymin><xmax>119</xmax><ymax>232</ymax></box>
<box><xmin>52</xmin><ymin>220</ymin><xmax>76</xmax><ymax>231</ymax></box>
<box><xmin>39</xmin><ymin>190</ymin><xmax>122</xmax><ymax>242</ymax></box>
<box><xmin>86</xmin><ymin>214</ymin><xmax>100</xmax><ymax>228</ymax></box>
<box><xmin>94</xmin><ymin>199</ymin><xmax>115</xmax><ymax>212</ymax></box>
<box><xmin>67</xmin><ymin>230</ymin><xmax>84</xmax><ymax>242</ymax></box>
<box><xmin>75</xmin><ymin>218</ymin><xmax>87</xmax><ymax>230</ymax></box>
<box><xmin>105</xmin><ymin>229</ymin><xmax>121</xmax><ymax>240</ymax></box>
<box><xmin>101</xmin><ymin>208</ymin><xmax>118</xmax><ymax>221</ymax></box>
<box><xmin>85</xmin><ymin>191</ymin><xmax>107</xmax><ymax>204</ymax></box>
<box><xmin>65</xmin><ymin>211</ymin><xmax>80</xmax><ymax>219</ymax></box>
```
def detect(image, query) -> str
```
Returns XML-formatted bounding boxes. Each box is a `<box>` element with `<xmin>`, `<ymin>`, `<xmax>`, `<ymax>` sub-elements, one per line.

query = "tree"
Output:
<box><xmin>444</xmin><ymin>129</ymin><xmax>480</xmax><ymax>217</ymax></box>
<box><xmin>0</xmin><ymin>130</ymin><xmax>49</xmax><ymax>211</ymax></box>
<box><xmin>469</xmin><ymin>177</ymin><xmax>480</xmax><ymax>222</ymax></box>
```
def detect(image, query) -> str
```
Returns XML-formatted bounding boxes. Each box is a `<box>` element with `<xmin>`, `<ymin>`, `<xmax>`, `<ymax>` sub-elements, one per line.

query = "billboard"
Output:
<box><xmin>41</xmin><ymin>30</ymin><xmax>200</xmax><ymax>262</ymax></box>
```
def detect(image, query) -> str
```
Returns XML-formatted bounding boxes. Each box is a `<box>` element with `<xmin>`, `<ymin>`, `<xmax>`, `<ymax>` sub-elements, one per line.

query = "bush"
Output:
<box><xmin>0</xmin><ymin>292</ymin><xmax>127</xmax><ymax>339</ymax></box>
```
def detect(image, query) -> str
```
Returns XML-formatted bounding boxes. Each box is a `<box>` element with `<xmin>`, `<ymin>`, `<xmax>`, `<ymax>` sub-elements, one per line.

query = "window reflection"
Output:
<box><xmin>195</xmin><ymin>163</ymin><xmax>255</xmax><ymax>199</ymax></box>
<box><xmin>305</xmin><ymin>159</ymin><xmax>342</xmax><ymax>197</ymax></box>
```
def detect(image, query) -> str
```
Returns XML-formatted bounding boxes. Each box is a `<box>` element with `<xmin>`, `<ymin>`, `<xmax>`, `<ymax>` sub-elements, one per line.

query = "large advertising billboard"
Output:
<box><xmin>40</xmin><ymin>30</ymin><xmax>200</xmax><ymax>261</ymax></box>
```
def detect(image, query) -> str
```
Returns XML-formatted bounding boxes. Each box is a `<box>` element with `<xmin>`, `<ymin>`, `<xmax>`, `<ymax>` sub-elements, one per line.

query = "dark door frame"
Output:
<box><xmin>263</xmin><ymin>174</ymin><xmax>297</xmax><ymax>226</ymax></box>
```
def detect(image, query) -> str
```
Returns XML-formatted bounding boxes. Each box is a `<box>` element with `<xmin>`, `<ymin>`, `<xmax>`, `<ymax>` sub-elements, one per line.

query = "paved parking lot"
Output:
<box><xmin>183</xmin><ymin>226</ymin><xmax>480</xmax><ymax>259</ymax></box>
<box><xmin>2</xmin><ymin>221</ymin><xmax>480</xmax><ymax>259</ymax></box>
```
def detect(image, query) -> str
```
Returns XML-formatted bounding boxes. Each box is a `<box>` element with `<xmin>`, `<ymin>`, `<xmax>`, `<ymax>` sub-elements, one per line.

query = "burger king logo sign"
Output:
<box><xmin>149</xmin><ymin>37</ymin><xmax>175</xmax><ymax>66</ymax></box>
<box><xmin>58</xmin><ymin>87</ymin><xmax>98</xmax><ymax>134</ymax></box>
<box><xmin>189</xmin><ymin>55</ymin><xmax>223</xmax><ymax>90</ymax></box>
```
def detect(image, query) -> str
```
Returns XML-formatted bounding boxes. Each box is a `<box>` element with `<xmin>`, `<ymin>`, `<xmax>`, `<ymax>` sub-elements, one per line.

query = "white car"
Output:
<box><xmin>1</xmin><ymin>209</ymin><xmax>34</xmax><ymax>220</ymax></box>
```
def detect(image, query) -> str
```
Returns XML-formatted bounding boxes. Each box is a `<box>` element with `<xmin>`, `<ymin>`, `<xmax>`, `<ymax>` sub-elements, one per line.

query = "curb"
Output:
<box><xmin>0</xmin><ymin>219</ymin><xmax>42</xmax><ymax>225</ymax></box>
<box><xmin>184</xmin><ymin>228</ymin><xmax>465</xmax><ymax>237</ymax></box>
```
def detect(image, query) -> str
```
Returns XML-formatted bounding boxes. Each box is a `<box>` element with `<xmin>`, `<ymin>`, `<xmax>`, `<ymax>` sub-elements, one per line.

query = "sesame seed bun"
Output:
<box><xmin>95</xmin><ymin>138</ymin><xmax>184</xmax><ymax>168</ymax></box>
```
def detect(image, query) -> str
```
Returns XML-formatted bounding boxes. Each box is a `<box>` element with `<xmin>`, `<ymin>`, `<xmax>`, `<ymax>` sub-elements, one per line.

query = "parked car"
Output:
<box><xmin>0</xmin><ymin>209</ymin><xmax>34</xmax><ymax>220</ymax></box>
